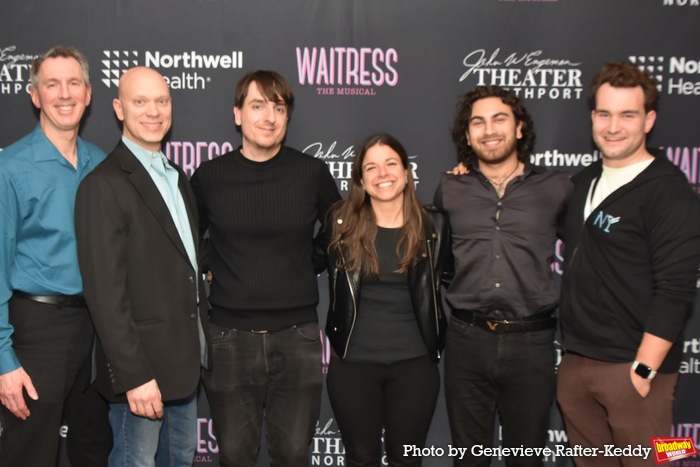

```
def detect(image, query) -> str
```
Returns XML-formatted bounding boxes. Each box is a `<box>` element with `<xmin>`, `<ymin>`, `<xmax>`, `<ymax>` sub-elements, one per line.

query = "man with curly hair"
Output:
<box><xmin>434</xmin><ymin>86</ymin><xmax>572</xmax><ymax>466</ymax></box>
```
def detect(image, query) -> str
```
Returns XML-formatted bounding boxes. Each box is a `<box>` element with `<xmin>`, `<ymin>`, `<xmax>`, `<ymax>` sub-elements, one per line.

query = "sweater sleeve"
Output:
<box><xmin>644</xmin><ymin>181</ymin><xmax>700</xmax><ymax>342</ymax></box>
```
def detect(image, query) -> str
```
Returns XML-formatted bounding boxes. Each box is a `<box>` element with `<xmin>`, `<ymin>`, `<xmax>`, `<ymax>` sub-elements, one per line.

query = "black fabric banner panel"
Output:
<box><xmin>1</xmin><ymin>1</ymin><xmax>699</xmax><ymax>466</ymax></box>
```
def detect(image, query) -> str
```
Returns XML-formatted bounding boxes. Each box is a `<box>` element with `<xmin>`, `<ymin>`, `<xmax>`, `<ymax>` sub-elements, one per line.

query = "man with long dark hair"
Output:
<box><xmin>434</xmin><ymin>86</ymin><xmax>571</xmax><ymax>466</ymax></box>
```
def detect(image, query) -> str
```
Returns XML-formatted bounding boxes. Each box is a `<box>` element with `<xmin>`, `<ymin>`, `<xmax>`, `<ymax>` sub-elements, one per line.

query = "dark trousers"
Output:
<box><xmin>203</xmin><ymin>322</ymin><xmax>323</xmax><ymax>467</ymax></box>
<box><xmin>64</xmin><ymin>350</ymin><xmax>113</xmax><ymax>467</ymax></box>
<box><xmin>0</xmin><ymin>295</ymin><xmax>111</xmax><ymax>467</ymax></box>
<box><xmin>326</xmin><ymin>355</ymin><xmax>440</xmax><ymax>467</ymax></box>
<box><xmin>444</xmin><ymin>316</ymin><xmax>555</xmax><ymax>467</ymax></box>
<box><xmin>557</xmin><ymin>353</ymin><xmax>678</xmax><ymax>467</ymax></box>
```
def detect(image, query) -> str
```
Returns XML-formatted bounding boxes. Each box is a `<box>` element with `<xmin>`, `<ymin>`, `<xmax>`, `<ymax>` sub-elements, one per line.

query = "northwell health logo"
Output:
<box><xmin>628</xmin><ymin>55</ymin><xmax>665</xmax><ymax>90</ymax></box>
<box><xmin>101</xmin><ymin>49</ymin><xmax>243</xmax><ymax>90</ymax></box>
<box><xmin>101</xmin><ymin>50</ymin><xmax>139</xmax><ymax>88</ymax></box>
<box><xmin>629</xmin><ymin>54</ymin><xmax>700</xmax><ymax>96</ymax></box>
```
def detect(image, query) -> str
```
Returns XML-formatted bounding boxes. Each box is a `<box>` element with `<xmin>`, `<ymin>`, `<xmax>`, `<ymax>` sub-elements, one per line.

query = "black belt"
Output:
<box><xmin>452</xmin><ymin>309</ymin><xmax>556</xmax><ymax>334</ymax></box>
<box><xmin>14</xmin><ymin>291</ymin><xmax>87</xmax><ymax>308</ymax></box>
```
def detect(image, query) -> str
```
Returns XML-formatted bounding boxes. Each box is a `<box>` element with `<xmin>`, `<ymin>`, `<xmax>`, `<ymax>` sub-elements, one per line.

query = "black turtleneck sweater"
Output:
<box><xmin>190</xmin><ymin>146</ymin><xmax>341</xmax><ymax>330</ymax></box>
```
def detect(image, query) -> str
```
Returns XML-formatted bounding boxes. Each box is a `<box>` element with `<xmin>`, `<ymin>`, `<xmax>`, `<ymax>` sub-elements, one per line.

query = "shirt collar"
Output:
<box><xmin>30</xmin><ymin>124</ymin><xmax>93</xmax><ymax>169</ymax></box>
<box><xmin>122</xmin><ymin>135</ymin><xmax>164</xmax><ymax>171</ymax></box>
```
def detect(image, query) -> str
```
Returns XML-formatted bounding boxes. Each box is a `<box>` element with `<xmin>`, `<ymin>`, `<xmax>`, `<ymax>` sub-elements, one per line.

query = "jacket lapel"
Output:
<box><xmin>114</xmin><ymin>141</ymin><xmax>191</xmax><ymax>265</ymax></box>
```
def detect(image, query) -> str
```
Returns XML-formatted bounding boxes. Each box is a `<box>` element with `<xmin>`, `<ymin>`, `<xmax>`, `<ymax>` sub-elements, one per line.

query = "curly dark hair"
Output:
<box><xmin>589</xmin><ymin>62</ymin><xmax>659</xmax><ymax>113</ymax></box>
<box><xmin>451</xmin><ymin>86</ymin><xmax>535</xmax><ymax>165</ymax></box>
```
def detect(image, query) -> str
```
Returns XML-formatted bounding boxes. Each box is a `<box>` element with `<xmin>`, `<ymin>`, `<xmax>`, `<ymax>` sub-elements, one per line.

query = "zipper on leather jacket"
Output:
<box><xmin>337</xmin><ymin>247</ymin><xmax>357</xmax><ymax>359</ymax></box>
<box><xmin>426</xmin><ymin>236</ymin><xmax>441</xmax><ymax>360</ymax></box>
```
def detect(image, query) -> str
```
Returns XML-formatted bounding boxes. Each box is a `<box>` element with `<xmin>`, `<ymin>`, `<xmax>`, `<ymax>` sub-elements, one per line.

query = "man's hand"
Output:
<box><xmin>447</xmin><ymin>162</ymin><xmax>469</xmax><ymax>175</ymax></box>
<box><xmin>0</xmin><ymin>367</ymin><xmax>38</xmax><ymax>420</ymax></box>
<box><xmin>630</xmin><ymin>367</ymin><xmax>652</xmax><ymax>398</ymax></box>
<box><xmin>126</xmin><ymin>379</ymin><xmax>163</xmax><ymax>420</ymax></box>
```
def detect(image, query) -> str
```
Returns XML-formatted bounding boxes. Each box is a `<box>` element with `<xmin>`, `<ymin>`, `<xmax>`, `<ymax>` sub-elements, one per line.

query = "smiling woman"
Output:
<box><xmin>319</xmin><ymin>133</ymin><xmax>449</xmax><ymax>467</ymax></box>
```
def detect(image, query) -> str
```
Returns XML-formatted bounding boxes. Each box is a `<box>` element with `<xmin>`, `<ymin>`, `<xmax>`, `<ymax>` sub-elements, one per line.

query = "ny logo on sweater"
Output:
<box><xmin>592</xmin><ymin>210</ymin><xmax>621</xmax><ymax>233</ymax></box>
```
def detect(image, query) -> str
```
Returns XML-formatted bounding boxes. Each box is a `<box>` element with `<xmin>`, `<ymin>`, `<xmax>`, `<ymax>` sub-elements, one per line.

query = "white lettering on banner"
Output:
<box><xmin>630</xmin><ymin>55</ymin><xmax>700</xmax><ymax>96</ymax></box>
<box><xmin>163</xmin><ymin>72</ymin><xmax>207</xmax><ymax>90</ymax></box>
<box><xmin>663</xmin><ymin>0</ymin><xmax>699</xmax><ymax>6</ymax></box>
<box><xmin>0</xmin><ymin>46</ymin><xmax>35</xmax><ymax>94</ymax></box>
<box><xmin>458</xmin><ymin>48</ymin><xmax>583</xmax><ymax>100</ymax></box>
<box><xmin>303</xmin><ymin>141</ymin><xmax>420</xmax><ymax>193</ymax></box>
<box><xmin>101</xmin><ymin>49</ymin><xmax>243</xmax><ymax>89</ymax></box>
<box><xmin>670</xmin><ymin>57</ymin><xmax>700</xmax><ymax>74</ymax></box>
<box><xmin>548</xmin><ymin>429</ymin><xmax>568</xmax><ymax>443</ymax></box>
<box><xmin>145</xmin><ymin>51</ymin><xmax>243</xmax><ymax>69</ymax></box>
<box><xmin>312</xmin><ymin>420</ymin><xmax>345</xmax><ymax>466</ymax></box>
<box><xmin>0</xmin><ymin>46</ymin><xmax>37</xmax><ymax>66</ymax></box>
<box><xmin>679</xmin><ymin>358</ymin><xmax>700</xmax><ymax>373</ymax></box>
<box><xmin>303</xmin><ymin>141</ymin><xmax>356</xmax><ymax>161</ymax></box>
<box><xmin>667</xmin><ymin>78</ymin><xmax>700</xmax><ymax>95</ymax></box>
<box><xmin>684</xmin><ymin>338</ymin><xmax>700</xmax><ymax>353</ymax></box>
<box><xmin>0</xmin><ymin>63</ymin><xmax>30</xmax><ymax>82</ymax></box>
<box><xmin>530</xmin><ymin>149</ymin><xmax>601</xmax><ymax>168</ymax></box>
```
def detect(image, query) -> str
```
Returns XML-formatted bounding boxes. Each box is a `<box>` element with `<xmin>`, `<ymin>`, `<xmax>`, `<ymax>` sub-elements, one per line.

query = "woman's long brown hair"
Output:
<box><xmin>329</xmin><ymin>133</ymin><xmax>424</xmax><ymax>277</ymax></box>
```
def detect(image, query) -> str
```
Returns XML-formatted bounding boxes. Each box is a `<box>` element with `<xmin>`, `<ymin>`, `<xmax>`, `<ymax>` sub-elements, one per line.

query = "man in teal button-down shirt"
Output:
<box><xmin>0</xmin><ymin>45</ymin><xmax>110</xmax><ymax>467</ymax></box>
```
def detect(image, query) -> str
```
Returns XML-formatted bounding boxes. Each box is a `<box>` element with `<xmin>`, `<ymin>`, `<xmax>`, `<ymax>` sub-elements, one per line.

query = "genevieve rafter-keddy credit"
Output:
<box><xmin>402</xmin><ymin>444</ymin><xmax>654</xmax><ymax>461</ymax></box>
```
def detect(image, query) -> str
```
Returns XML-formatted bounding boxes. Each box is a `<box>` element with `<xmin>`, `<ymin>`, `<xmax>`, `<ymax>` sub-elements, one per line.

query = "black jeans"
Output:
<box><xmin>327</xmin><ymin>355</ymin><xmax>440</xmax><ymax>467</ymax></box>
<box><xmin>444</xmin><ymin>316</ymin><xmax>555</xmax><ymax>467</ymax></box>
<box><xmin>203</xmin><ymin>321</ymin><xmax>323</xmax><ymax>467</ymax></box>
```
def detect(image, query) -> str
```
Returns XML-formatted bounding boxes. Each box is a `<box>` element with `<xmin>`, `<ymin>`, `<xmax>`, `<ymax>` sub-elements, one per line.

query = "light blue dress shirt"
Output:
<box><xmin>0</xmin><ymin>125</ymin><xmax>106</xmax><ymax>374</ymax></box>
<box><xmin>121</xmin><ymin>136</ymin><xmax>198</xmax><ymax>276</ymax></box>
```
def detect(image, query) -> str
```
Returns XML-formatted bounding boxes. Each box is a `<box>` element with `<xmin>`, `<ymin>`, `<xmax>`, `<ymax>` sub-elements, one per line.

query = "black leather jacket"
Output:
<box><xmin>322</xmin><ymin>205</ymin><xmax>449</xmax><ymax>362</ymax></box>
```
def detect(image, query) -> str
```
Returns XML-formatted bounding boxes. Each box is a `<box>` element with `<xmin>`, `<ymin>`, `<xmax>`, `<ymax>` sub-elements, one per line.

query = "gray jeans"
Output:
<box><xmin>203</xmin><ymin>321</ymin><xmax>323</xmax><ymax>467</ymax></box>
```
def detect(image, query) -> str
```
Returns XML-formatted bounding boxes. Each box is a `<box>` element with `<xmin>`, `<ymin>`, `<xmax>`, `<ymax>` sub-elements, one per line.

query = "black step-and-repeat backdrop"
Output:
<box><xmin>2</xmin><ymin>1</ymin><xmax>699</xmax><ymax>466</ymax></box>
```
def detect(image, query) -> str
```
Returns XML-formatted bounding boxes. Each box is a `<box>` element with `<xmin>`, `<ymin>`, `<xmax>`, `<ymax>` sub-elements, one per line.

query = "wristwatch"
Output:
<box><xmin>632</xmin><ymin>360</ymin><xmax>657</xmax><ymax>380</ymax></box>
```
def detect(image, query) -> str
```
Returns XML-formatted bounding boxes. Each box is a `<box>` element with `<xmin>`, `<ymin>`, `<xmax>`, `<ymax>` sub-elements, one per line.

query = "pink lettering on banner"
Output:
<box><xmin>165</xmin><ymin>141</ymin><xmax>235</xmax><ymax>175</ymax></box>
<box><xmin>197</xmin><ymin>418</ymin><xmax>219</xmax><ymax>454</ymax></box>
<box><xmin>296</xmin><ymin>47</ymin><xmax>398</xmax><ymax>89</ymax></box>
<box><xmin>320</xmin><ymin>331</ymin><xmax>331</xmax><ymax>373</ymax></box>
<box><xmin>666</xmin><ymin>146</ymin><xmax>700</xmax><ymax>187</ymax></box>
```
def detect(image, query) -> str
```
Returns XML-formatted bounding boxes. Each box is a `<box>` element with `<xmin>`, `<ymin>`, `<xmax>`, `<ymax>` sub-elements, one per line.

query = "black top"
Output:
<box><xmin>190</xmin><ymin>146</ymin><xmax>341</xmax><ymax>330</ymax></box>
<box><xmin>434</xmin><ymin>163</ymin><xmax>572</xmax><ymax>320</ymax></box>
<box><xmin>345</xmin><ymin>227</ymin><xmax>428</xmax><ymax>364</ymax></box>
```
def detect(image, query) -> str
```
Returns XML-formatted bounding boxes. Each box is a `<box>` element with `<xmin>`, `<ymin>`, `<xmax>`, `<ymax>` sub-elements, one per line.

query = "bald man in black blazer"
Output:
<box><xmin>75</xmin><ymin>67</ymin><xmax>207</xmax><ymax>466</ymax></box>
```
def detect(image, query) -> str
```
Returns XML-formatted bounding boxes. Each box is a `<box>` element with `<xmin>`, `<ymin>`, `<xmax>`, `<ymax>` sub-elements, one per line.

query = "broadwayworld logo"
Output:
<box><xmin>651</xmin><ymin>436</ymin><xmax>698</xmax><ymax>464</ymax></box>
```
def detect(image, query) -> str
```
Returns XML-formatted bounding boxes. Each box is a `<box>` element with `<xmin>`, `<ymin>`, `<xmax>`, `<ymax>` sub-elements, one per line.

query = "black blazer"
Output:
<box><xmin>75</xmin><ymin>141</ymin><xmax>208</xmax><ymax>403</ymax></box>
